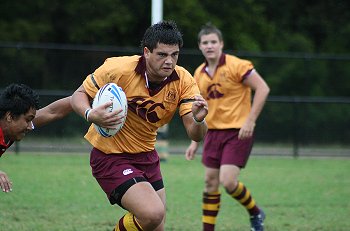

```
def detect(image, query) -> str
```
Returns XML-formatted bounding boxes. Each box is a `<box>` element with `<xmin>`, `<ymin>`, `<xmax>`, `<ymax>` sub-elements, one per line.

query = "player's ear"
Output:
<box><xmin>5</xmin><ymin>112</ymin><xmax>12</xmax><ymax>122</ymax></box>
<box><xmin>144</xmin><ymin>47</ymin><xmax>150</xmax><ymax>57</ymax></box>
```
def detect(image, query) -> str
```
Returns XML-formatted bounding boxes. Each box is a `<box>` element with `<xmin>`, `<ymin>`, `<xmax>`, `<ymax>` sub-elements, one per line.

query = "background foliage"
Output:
<box><xmin>1</xmin><ymin>0</ymin><xmax>350</xmax><ymax>96</ymax></box>
<box><xmin>2</xmin><ymin>0</ymin><xmax>350</xmax><ymax>52</ymax></box>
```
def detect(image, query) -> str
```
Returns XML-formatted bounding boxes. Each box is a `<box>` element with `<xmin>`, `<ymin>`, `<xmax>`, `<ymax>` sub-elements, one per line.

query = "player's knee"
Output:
<box><xmin>139</xmin><ymin>206</ymin><xmax>165</xmax><ymax>229</ymax></box>
<box><xmin>205</xmin><ymin>176</ymin><xmax>219</xmax><ymax>190</ymax></box>
<box><xmin>220</xmin><ymin>178</ymin><xmax>238</xmax><ymax>193</ymax></box>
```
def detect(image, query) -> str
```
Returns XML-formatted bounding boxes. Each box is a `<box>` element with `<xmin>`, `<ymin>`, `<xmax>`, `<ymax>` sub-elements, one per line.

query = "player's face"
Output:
<box><xmin>198</xmin><ymin>33</ymin><xmax>223</xmax><ymax>60</ymax></box>
<box><xmin>6</xmin><ymin>108</ymin><xmax>36</xmax><ymax>141</ymax></box>
<box><xmin>144</xmin><ymin>43</ymin><xmax>179</xmax><ymax>82</ymax></box>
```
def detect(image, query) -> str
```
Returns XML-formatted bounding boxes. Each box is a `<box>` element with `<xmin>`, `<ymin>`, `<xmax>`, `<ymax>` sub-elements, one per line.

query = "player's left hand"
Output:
<box><xmin>191</xmin><ymin>95</ymin><xmax>208</xmax><ymax>122</ymax></box>
<box><xmin>0</xmin><ymin>170</ymin><xmax>12</xmax><ymax>193</ymax></box>
<box><xmin>238</xmin><ymin>119</ymin><xmax>255</xmax><ymax>140</ymax></box>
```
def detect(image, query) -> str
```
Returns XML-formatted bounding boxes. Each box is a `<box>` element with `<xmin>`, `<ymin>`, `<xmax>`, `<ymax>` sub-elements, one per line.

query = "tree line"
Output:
<box><xmin>0</xmin><ymin>0</ymin><xmax>349</xmax><ymax>97</ymax></box>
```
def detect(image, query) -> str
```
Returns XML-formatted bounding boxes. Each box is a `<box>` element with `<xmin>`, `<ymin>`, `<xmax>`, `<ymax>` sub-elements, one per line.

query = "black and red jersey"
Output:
<box><xmin>0</xmin><ymin>127</ymin><xmax>14</xmax><ymax>157</ymax></box>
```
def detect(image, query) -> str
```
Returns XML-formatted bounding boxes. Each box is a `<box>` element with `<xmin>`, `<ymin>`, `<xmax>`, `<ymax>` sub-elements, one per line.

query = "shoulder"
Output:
<box><xmin>103</xmin><ymin>55</ymin><xmax>140</xmax><ymax>68</ymax></box>
<box><xmin>225</xmin><ymin>54</ymin><xmax>253</xmax><ymax>67</ymax></box>
<box><xmin>174</xmin><ymin>65</ymin><xmax>194</xmax><ymax>80</ymax></box>
<box><xmin>173</xmin><ymin>66</ymin><xmax>198</xmax><ymax>90</ymax></box>
<box><xmin>97</xmin><ymin>55</ymin><xmax>140</xmax><ymax>78</ymax></box>
<box><xmin>194</xmin><ymin>63</ymin><xmax>206</xmax><ymax>76</ymax></box>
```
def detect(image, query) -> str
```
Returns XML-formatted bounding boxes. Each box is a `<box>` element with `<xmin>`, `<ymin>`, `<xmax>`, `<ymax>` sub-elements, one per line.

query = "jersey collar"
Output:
<box><xmin>0</xmin><ymin>127</ymin><xmax>14</xmax><ymax>156</ymax></box>
<box><xmin>201</xmin><ymin>53</ymin><xmax>226</xmax><ymax>73</ymax></box>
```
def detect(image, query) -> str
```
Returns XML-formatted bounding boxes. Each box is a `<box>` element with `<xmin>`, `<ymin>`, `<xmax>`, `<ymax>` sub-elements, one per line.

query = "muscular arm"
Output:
<box><xmin>71</xmin><ymin>85</ymin><xmax>120</xmax><ymax>129</ymax></box>
<box><xmin>182</xmin><ymin>113</ymin><xmax>208</xmax><ymax>142</ymax></box>
<box><xmin>70</xmin><ymin>85</ymin><xmax>93</xmax><ymax>119</ymax></box>
<box><xmin>33</xmin><ymin>96</ymin><xmax>73</xmax><ymax>128</ymax></box>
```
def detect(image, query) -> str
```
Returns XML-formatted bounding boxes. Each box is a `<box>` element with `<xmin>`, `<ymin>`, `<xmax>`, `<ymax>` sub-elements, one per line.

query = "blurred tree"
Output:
<box><xmin>0</xmin><ymin>0</ymin><xmax>349</xmax><ymax>96</ymax></box>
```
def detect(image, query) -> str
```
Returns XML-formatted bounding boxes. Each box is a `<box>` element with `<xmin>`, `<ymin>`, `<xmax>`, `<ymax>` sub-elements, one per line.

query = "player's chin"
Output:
<box><xmin>15</xmin><ymin>133</ymin><xmax>26</xmax><ymax>141</ymax></box>
<box><xmin>205</xmin><ymin>53</ymin><xmax>216</xmax><ymax>59</ymax></box>
<box><xmin>161</xmin><ymin>68</ymin><xmax>173</xmax><ymax>75</ymax></box>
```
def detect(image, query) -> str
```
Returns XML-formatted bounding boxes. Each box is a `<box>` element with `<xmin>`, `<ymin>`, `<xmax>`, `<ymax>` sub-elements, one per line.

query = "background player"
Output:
<box><xmin>185</xmin><ymin>23</ymin><xmax>270</xmax><ymax>231</ymax></box>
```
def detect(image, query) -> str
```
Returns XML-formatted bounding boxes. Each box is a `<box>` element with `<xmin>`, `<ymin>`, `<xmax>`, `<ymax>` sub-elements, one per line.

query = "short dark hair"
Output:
<box><xmin>0</xmin><ymin>83</ymin><xmax>40</xmax><ymax>119</ymax></box>
<box><xmin>197</xmin><ymin>22</ymin><xmax>223</xmax><ymax>43</ymax></box>
<box><xmin>141</xmin><ymin>20</ymin><xmax>183</xmax><ymax>52</ymax></box>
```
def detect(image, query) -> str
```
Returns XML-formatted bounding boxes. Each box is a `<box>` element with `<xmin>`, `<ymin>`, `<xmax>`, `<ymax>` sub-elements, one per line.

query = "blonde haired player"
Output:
<box><xmin>185</xmin><ymin>23</ymin><xmax>270</xmax><ymax>231</ymax></box>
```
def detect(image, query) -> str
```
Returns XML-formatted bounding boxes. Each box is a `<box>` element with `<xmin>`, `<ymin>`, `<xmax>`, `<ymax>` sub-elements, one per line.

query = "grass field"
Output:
<box><xmin>0</xmin><ymin>153</ymin><xmax>349</xmax><ymax>231</ymax></box>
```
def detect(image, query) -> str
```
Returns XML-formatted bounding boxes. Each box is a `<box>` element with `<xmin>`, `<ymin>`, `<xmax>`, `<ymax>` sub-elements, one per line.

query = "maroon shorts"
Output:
<box><xmin>90</xmin><ymin>148</ymin><xmax>163</xmax><ymax>206</ymax></box>
<box><xmin>202</xmin><ymin>129</ymin><xmax>254</xmax><ymax>169</ymax></box>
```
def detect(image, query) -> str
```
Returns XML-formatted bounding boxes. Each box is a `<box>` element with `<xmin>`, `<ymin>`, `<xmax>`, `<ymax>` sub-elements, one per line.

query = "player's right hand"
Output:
<box><xmin>89</xmin><ymin>102</ymin><xmax>125</xmax><ymax>129</ymax></box>
<box><xmin>185</xmin><ymin>141</ymin><xmax>199</xmax><ymax>160</ymax></box>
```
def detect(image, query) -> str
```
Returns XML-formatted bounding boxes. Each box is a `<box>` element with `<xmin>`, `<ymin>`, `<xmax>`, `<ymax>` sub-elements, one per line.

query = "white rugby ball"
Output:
<box><xmin>92</xmin><ymin>83</ymin><xmax>128</xmax><ymax>137</ymax></box>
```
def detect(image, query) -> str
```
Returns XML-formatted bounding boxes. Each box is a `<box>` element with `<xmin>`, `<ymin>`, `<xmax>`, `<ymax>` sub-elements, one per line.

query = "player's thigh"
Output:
<box><xmin>122</xmin><ymin>181</ymin><xmax>165</xmax><ymax>219</ymax></box>
<box><xmin>156</xmin><ymin>188</ymin><xmax>166</xmax><ymax>206</ymax></box>
<box><xmin>154</xmin><ymin>188</ymin><xmax>166</xmax><ymax>231</ymax></box>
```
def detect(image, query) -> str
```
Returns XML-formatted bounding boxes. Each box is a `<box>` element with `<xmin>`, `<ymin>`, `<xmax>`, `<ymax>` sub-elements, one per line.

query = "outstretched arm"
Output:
<box><xmin>33</xmin><ymin>96</ymin><xmax>73</xmax><ymax>128</ymax></box>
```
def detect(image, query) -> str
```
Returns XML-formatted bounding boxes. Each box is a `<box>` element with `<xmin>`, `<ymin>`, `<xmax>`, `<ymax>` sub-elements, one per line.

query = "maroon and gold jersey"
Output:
<box><xmin>83</xmin><ymin>55</ymin><xmax>199</xmax><ymax>154</ymax></box>
<box><xmin>194</xmin><ymin>53</ymin><xmax>253</xmax><ymax>129</ymax></box>
<box><xmin>0</xmin><ymin>127</ymin><xmax>14</xmax><ymax>157</ymax></box>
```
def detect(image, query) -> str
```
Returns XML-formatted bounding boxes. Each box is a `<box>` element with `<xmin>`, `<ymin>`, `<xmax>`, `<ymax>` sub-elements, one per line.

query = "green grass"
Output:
<box><xmin>0</xmin><ymin>153</ymin><xmax>349</xmax><ymax>231</ymax></box>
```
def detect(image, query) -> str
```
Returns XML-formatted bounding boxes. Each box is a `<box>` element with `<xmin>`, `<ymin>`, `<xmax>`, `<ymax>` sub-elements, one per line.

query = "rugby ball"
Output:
<box><xmin>92</xmin><ymin>83</ymin><xmax>128</xmax><ymax>137</ymax></box>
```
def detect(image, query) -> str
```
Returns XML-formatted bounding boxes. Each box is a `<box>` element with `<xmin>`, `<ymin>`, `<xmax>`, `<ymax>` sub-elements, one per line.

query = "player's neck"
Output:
<box><xmin>207</xmin><ymin>56</ymin><xmax>219</xmax><ymax>68</ymax></box>
<box><xmin>145</xmin><ymin>71</ymin><xmax>167</xmax><ymax>85</ymax></box>
<box><xmin>205</xmin><ymin>58</ymin><xmax>219</xmax><ymax>77</ymax></box>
